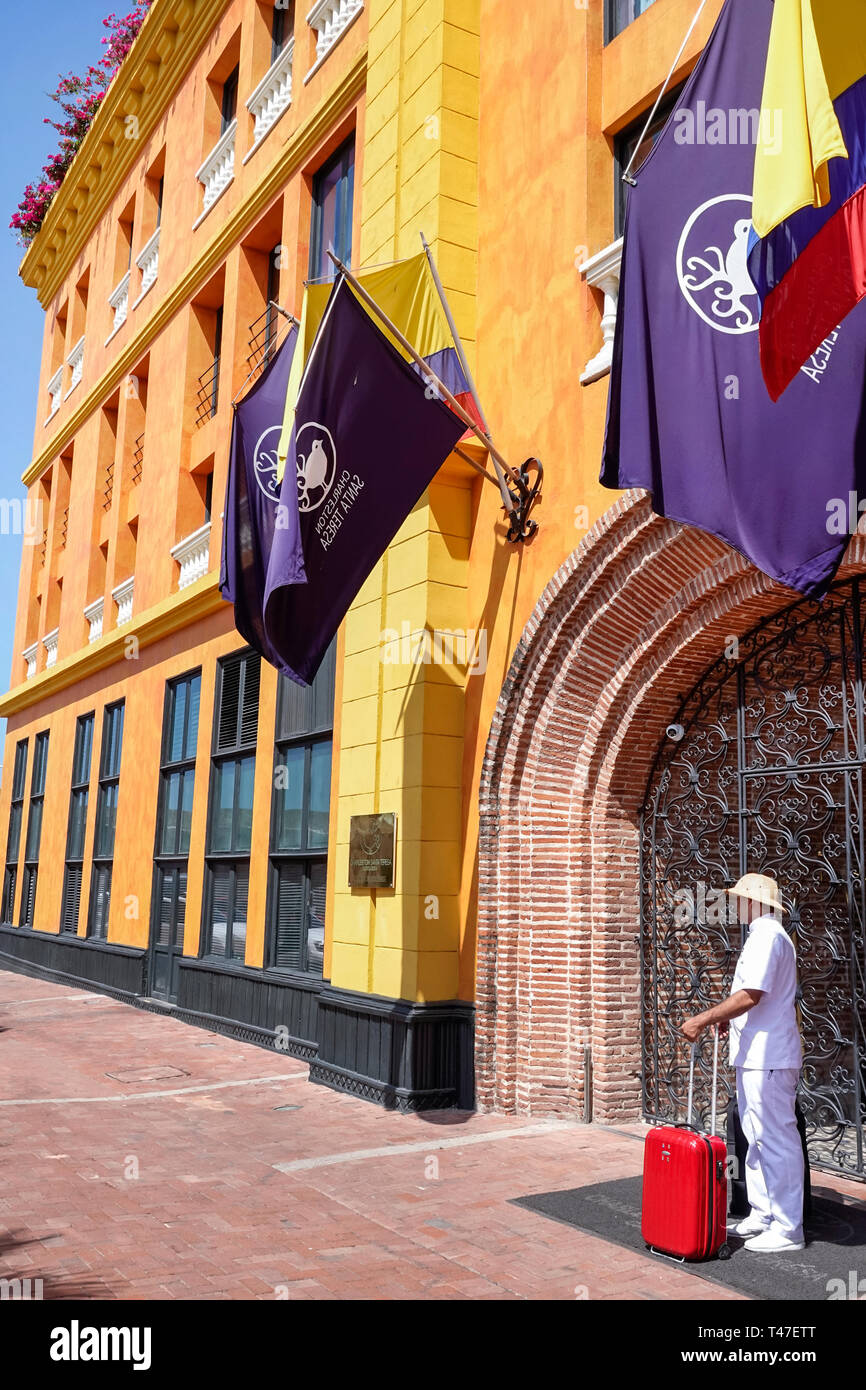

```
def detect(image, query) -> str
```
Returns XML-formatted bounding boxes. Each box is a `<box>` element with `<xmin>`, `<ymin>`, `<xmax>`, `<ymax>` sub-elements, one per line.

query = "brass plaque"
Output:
<box><xmin>349</xmin><ymin>813</ymin><xmax>397</xmax><ymax>888</ymax></box>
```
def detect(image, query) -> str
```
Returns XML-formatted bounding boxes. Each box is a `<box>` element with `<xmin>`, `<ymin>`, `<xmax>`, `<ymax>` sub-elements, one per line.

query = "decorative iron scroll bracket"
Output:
<box><xmin>506</xmin><ymin>457</ymin><xmax>543</xmax><ymax>544</ymax></box>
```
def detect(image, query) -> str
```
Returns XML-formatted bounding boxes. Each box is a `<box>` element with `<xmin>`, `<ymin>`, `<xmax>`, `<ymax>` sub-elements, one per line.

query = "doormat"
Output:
<box><xmin>512</xmin><ymin>1176</ymin><xmax>866</xmax><ymax>1301</ymax></box>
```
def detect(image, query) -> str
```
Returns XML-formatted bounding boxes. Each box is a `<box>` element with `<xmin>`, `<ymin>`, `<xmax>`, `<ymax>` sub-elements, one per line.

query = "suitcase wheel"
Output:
<box><xmin>717</xmin><ymin>1243</ymin><xmax>732</xmax><ymax>1262</ymax></box>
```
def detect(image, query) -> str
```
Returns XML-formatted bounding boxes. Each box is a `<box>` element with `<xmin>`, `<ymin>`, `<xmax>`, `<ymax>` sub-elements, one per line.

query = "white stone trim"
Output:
<box><xmin>23</xmin><ymin>642</ymin><xmax>38</xmax><ymax>680</ymax></box>
<box><xmin>111</xmin><ymin>577</ymin><xmax>135</xmax><ymax>626</ymax></box>
<box><xmin>64</xmin><ymin>336</ymin><xmax>85</xmax><ymax>400</ymax></box>
<box><xmin>84</xmin><ymin>597</ymin><xmax>104</xmax><ymax>644</ymax></box>
<box><xmin>45</xmin><ymin>368</ymin><xmax>63</xmax><ymax>424</ymax></box>
<box><xmin>195</xmin><ymin>119</ymin><xmax>237</xmax><ymax>222</ymax></box>
<box><xmin>244</xmin><ymin>39</ymin><xmax>294</xmax><ymax>159</ymax></box>
<box><xmin>106</xmin><ymin>270</ymin><xmax>131</xmax><ymax>341</ymax></box>
<box><xmin>170</xmin><ymin>521</ymin><xmax>211</xmax><ymax>590</ymax></box>
<box><xmin>579</xmin><ymin>238</ymin><xmax>623</xmax><ymax>385</ymax></box>
<box><xmin>132</xmin><ymin>226</ymin><xmax>161</xmax><ymax>307</ymax></box>
<box><xmin>43</xmin><ymin>628</ymin><xmax>59</xmax><ymax>669</ymax></box>
<box><xmin>305</xmin><ymin>0</ymin><xmax>363</xmax><ymax>82</ymax></box>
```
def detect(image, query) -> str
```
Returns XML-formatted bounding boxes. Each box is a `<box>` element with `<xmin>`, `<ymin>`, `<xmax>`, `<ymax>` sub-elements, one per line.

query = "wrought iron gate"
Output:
<box><xmin>640</xmin><ymin>578</ymin><xmax>866</xmax><ymax>1179</ymax></box>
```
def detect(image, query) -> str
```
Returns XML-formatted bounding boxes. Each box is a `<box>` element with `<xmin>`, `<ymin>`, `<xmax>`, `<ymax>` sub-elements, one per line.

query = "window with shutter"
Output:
<box><xmin>19</xmin><ymin>731</ymin><xmax>49</xmax><ymax>928</ymax></box>
<box><xmin>2</xmin><ymin>740</ymin><xmax>28</xmax><ymax>920</ymax></box>
<box><xmin>150</xmin><ymin>672</ymin><xmax>201</xmax><ymax>997</ymax></box>
<box><xmin>61</xmin><ymin>714</ymin><xmax>94</xmax><ymax>935</ymax></box>
<box><xmin>87</xmin><ymin>703</ymin><xmax>124</xmax><ymax>938</ymax></box>
<box><xmin>266</xmin><ymin>639</ymin><xmax>334</xmax><ymax>974</ymax></box>
<box><xmin>202</xmin><ymin>654</ymin><xmax>259</xmax><ymax>962</ymax></box>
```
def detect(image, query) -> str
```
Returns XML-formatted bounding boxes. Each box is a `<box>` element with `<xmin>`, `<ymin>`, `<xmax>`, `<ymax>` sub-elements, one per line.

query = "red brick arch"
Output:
<box><xmin>475</xmin><ymin>493</ymin><xmax>866</xmax><ymax>1122</ymax></box>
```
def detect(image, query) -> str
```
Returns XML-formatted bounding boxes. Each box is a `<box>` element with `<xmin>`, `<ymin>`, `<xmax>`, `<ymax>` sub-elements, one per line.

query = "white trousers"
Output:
<box><xmin>736</xmin><ymin>1066</ymin><xmax>804</xmax><ymax>1243</ymax></box>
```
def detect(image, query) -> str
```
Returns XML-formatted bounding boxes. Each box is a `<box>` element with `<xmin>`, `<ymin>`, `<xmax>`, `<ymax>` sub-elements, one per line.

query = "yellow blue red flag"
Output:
<box><xmin>748</xmin><ymin>0</ymin><xmax>866</xmax><ymax>399</ymax></box>
<box><xmin>276</xmin><ymin>252</ymin><xmax>480</xmax><ymax>481</ymax></box>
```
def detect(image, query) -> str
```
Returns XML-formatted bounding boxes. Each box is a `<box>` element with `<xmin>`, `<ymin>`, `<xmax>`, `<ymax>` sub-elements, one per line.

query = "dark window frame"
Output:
<box><xmin>87</xmin><ymin>700</ymin><xmax>125</xmax><ymax>940</ymax></box>
<box><xmin>60</xmin><ymin>713</ymin><xmax>95</xmax><ymax>935</ymax></box>
<box><xmin>266</xmin><ymin>640</ymin><xmax>335</xmax><ymax>976</ymax></box>
<box><xmin>605</xmin><ymin>0</ymin><xmax>658</xmax><ymax>44</ymax></box>
<box><xmin>309</xmin><ymin>137</ymin><xmax>355</xmax><ymax>283</ymax></box>
<box><xmin>19</xmin><ymin>731</ymin><xmax>49</xmax><ymax>928</ymax></box>
<box><xmin>271</xmin><ymin>1</ymin><xmax>294</xmax><ymax>62</ymax></box>
<box><xmin>150</xmin><ymin>670</ymin><xmax>202</xmax><ymax>992</ymax></box>
<box><xmin>2</xmin><ymin>740</ymin><xmax>29</xmax><ymax>922</ymax></box>
<box><xmin>221</xmin><ymin>65</ymin><xmax>239</xmax><ymax>133</ymax></box>
<box><xmin>613</xmin><ymin>85</ymin><xmax>683</xmax><ymax>238</ymax></box>
<box><xmin>201</xmin><ymin>650</ymin><xmax>261</xmax><ymax>964</ymax></box>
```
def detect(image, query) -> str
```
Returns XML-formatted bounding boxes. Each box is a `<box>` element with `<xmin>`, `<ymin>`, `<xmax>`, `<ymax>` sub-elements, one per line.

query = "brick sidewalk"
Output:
<box><xmin>0</xmin><ymin>968</ymin><xmax>859</xmax><ymax>1302</ymax></box>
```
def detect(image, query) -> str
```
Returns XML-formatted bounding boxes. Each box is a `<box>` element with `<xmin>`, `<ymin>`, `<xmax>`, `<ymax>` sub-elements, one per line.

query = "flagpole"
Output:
<box><xmin>419</xmin><ymin>232</ymin><xmax>520</xmax><ymax>519</ymax></box>
<box><xmin>420</xmin><ymin>231</ymin><xmax>490</xmax><ymax>433</ymax></box>
<box><xmin>327</xmin><ymin>250</ymin><xmax>522</xmax><ymax>511</ymax></box>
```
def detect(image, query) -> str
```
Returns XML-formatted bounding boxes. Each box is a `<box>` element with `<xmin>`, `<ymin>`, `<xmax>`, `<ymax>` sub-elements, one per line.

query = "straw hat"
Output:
<box><xmin>727</xmin><ymin>872</ymin><xmax>785</xmax><ymax>915</ymax></box>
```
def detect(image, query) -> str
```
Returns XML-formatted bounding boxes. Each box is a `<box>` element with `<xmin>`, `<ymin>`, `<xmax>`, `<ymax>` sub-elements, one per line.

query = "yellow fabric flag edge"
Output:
<box><xmin>752</xmin><ymin>0</ymin><xmax>850</xmax><ymax>239</ymax></box>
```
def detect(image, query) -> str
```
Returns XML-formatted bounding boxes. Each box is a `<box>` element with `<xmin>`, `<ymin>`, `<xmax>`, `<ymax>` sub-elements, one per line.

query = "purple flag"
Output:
<box><xmin>602</xmin><ymin>0</ymin><xmax>866</xmax><ymax>598</ymax></box>
<box><xmin>264</xmin><ymin>278</ymin><xmax>466</xmax><ymax>685</ymax></box>
<box><xmin>220</xmin><ymin>326</ymin><xmax>306</xmax><ymax>670</ymax></box>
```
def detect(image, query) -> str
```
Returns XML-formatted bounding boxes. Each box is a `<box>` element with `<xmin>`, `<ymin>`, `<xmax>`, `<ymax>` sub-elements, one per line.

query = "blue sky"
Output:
<box><xmin>0</xmin><ymin>2</ymin><xmax>112</xmax><ymax>738</ymax></box>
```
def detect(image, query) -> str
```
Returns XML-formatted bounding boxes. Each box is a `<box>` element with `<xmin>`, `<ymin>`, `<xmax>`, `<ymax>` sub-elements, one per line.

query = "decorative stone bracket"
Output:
<box><xmin>578</xmin><ymin>238</ymin><xmax>623</xmax><ymax>386</ymax></box>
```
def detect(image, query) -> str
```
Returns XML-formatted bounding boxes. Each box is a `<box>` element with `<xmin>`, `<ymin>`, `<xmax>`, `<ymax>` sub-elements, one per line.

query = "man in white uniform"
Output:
<box><xmin>682</xmin><ymin>873</ymin><xmax>804</xmax><ymax>1253</ymax></box>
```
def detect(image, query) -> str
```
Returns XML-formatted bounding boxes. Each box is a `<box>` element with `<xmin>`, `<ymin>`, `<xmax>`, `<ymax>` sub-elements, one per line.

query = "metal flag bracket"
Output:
<box><xmin>506</xmin><ymin>457</ymin><xmax>543</xmax><ymax>543</ymax></box>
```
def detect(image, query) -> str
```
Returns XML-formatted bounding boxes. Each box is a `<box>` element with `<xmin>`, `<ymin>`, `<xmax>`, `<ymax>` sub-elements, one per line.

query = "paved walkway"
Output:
<box><xmin>0</xmin><ymin>968</ymin><xmax>860</xmax><ymax>1301</ymax></box>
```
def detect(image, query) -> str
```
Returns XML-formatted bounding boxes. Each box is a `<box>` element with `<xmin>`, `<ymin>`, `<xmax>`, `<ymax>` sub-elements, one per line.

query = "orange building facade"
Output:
<box><xmin>16</xmin><ymin>0</ymin><xmax>855</xmax><ymax>1136</ymax></box>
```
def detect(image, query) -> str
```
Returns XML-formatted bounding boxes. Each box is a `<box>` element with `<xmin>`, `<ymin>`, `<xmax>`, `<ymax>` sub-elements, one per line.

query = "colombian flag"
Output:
<box><xmin>276</xmin><ymin>252</ymin><xmax>480</xmax><ymax>482</ymax></box>
<box><xmin>748</xmin><ymin>0</ymin><xmax>866</xmax><ymax>400</ymax></box>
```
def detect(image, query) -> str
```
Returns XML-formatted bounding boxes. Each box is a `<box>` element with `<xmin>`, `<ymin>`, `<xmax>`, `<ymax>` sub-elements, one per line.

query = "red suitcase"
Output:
<box><xmin>641</xmin><ymin>1028</ymin><xmax>730</xmax><ymax>1262</ymax></box>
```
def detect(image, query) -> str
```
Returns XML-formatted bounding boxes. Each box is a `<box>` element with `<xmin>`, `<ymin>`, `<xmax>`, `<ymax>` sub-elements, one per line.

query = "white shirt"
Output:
<box><xmin>728</xmin><ymin>914</ymin><xmax>803</xmax><ymax>1069</ymax></box>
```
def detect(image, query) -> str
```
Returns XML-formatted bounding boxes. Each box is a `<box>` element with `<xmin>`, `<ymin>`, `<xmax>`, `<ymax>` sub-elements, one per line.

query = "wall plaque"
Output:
<box><xmin>349</xmin><ymin>813</ymin><xmax>397</xmax><ymax>888</ymax></box>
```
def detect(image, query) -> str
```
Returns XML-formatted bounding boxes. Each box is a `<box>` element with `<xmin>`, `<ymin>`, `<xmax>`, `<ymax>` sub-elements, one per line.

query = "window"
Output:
<box><xmin>87</xmin><ymin>701</ymin><xmax>125</xmax><ymax>939</ymax></box>
<box><xmin>202</xmin><ymin>651</ymin><xmax>261</xmax><ymax>962</ymax></box>
<box><xmin>156</xmin><ymin>177</ymin><xmax>164</xmax><ymax>228</ymax></box>
<box><xmin>1</xmin><ymin>741</ymin><xmax>28</xmax><ymax>921</ymax></box>
<box><xmin>221</xmin><ymin>65</ymin><xmax>239</xmax><ymax>133</ymax></box>
<box><xmin>60</xmin><ymin>714</ymin><xmax>95</xmax><ymax>935</ymax></box>
<box><xmin>309</xmin><ymin>137</ymin><xmax>355</xmax><ymax>282</ymax></box>
<box><xmin>267</xmin><ymin>640</ymin><xmax>335</xmax><ymax>974</ymax></box>
<box><xmin>614</xmin><ymin>87</ymin><xmax>682</xmax><ymax>237</ymax></box>
<box><xmin>19</xmin><ymin>732</ymin><xmax>49</xmax><ymax>928</ymax></box>
<box><xmin>272</xmin><ymin>1</ymin><xmax>294</xmax><ymax>61</ymax></box>
<box><xmin>264</xmin><ymin>244</ymin><xmax>281</xmax><ymax>364</ymax></box>
<box><xmin>150</xmin><ymin>672</ymin><xmax>201</xmax><ymax>999</ymax></box>
<box><xmin>606</xmin><ymin>0</ymin><xmax>657</xmax><ymax>42</ymax></box>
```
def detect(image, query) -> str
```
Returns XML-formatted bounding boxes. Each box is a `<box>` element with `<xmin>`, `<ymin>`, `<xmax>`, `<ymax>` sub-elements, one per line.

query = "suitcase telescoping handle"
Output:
<box><xmin>686</xmin><ymin>1024</ymin><xmax>719</xmax><ymax>1135</ymax></box>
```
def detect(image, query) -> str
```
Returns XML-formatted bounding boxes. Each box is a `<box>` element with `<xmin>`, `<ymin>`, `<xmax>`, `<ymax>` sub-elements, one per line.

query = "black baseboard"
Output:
<box><xmin>0</xmin><ymin>923</ymin><xmax>146</xmax><ymax>998</ymax></box>
<box><xmin>311</xmin><ymin>986</ymin><xmax>476</xmax><ymax>1112</ymax></box>
<box><xmin>0</xmin><ymin>927</ymin><xmax>476</xmax><ymax>1112</ymax></box>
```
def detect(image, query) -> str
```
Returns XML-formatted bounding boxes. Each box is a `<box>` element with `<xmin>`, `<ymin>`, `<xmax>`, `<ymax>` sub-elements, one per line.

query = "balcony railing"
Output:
<box><xmin>60</xmin><ymin>505</ymin><xmax>69</xmax><ymax>547</ymax></box>
<box><xmin>107</xmin><ymin>271</ymin><xmax>131</xmax><ymax>338</ymax></box>
<box><xmin>171</xmin><ymin>521</ymin><xmax>211</xmax><ymax>590</ymax></box>
<box><xmin>134</xmin><ymin>226</ymin><xmax>160</xmax><ymax>304</ymax></box>
<box><xmin>103</xmin><ymin>460</ymin><xmax>115</xmax><ymax>512</ymax></box>
<box><xmin>195</xmin><ymin>356</ymin><xmax>221</xmax><ymax>426</ymax></box>
<box><xmin>132</xmin><ymin>434</ymin><xmax>144</xmax><ymax>486</ymax></box>
<box><xmin>45</xmin><ymin>368</ymin><xmax>63</xmax><ymax>424</ymax></box>
<box><xmin>111</xmin><ymin>577</ymin><xmax>134</xmax><ymax>627</ymax></box>
<box><xmin>196</xmin><ymin>119</ymin><xmax>237</xmax><ymax>218</ymax></box>
<box><xmin>307</xmin><ymin>0</ymin><xmax>363</xmax><ymax>70</ymax></box>
<box><xmin>64</xmin><ymin>337</ymin><xmax>85</xmax><ymax>399</ymax></box>
<box><xmin>246</xmin><ymin>39</ymin><xmax>294</xmax><ymax>150</ymax></box>
<box><xmin>22</xmin><ymin>642</ymin><xmax>38</xmax><ymax>680</ymax></box>
<box><xmin>247</xmin><ymin>306</ymin><xmax>279</xmax><ymax>374</ymax></box>
<box><xmin>84</xmin><ymin>597</ymin><xmax>104</xmax><ymax>644</ymax></box>
<box><xmin>43</xmin><ymin>628</ymin><xmax>59</xmax><ymax>669</ymax></box>
<box><xmin>39</xmin><ymin>527</ymin><xmax>47</xmax><ymax>566</ymax></box>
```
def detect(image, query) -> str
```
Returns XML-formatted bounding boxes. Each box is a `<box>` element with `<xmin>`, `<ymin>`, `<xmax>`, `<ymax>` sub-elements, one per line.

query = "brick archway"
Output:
<box><xmin>475</xmin><ymin>492</ymin><xmax>866</xmax><ymax>1123</ymax></box>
